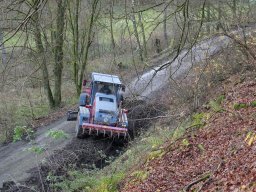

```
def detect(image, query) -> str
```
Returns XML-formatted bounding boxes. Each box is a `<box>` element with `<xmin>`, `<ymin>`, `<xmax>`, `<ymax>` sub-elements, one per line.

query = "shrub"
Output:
<box><xmin>25</xmin><ymin>145</ymin><xmax>45</xmax><ymax>154</ymax></box>
<box><xmin>13</xmin><ymin>125</ymin><xmax>34</xmax><ymax>142</ymax></box>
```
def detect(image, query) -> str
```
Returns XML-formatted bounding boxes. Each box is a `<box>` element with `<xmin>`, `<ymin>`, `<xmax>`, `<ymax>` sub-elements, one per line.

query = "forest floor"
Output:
<box><xmin>121</xmin><ymin>70</ymin><xmax>256</xmax><ymax>192</ymax></box>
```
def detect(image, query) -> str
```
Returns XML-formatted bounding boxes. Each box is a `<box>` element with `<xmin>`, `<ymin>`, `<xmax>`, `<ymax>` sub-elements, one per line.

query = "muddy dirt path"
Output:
<box><xmin>0</xmin><ymin>119</ymin><xmax>75</xmax><ymax>188</ymax></box>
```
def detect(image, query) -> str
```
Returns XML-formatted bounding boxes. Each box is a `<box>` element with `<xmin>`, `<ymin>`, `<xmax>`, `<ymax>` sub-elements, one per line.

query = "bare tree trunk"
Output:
<box><xmin>68</xmin><ymin>0</ymin><xmax>80</xmax><ymax>94</ymax></box>
<box><xmin>246</xmin><ymin>0</ymin><xmax>251</xmax><ymax>21</ymax></box>
<box><xmin>109</xmin><ymin>0</ymin><xmax>116</xmax><ymax>65</ymax></box>
<box><xmin>216</xmin><ymin>2</ymin><xmax>221</xmax><ymax>31</ymax></box>
<box><xmin>78</xmin><ymin>0</ymin><xmax>99</xmax><ymax>91</ymax></box>
<box><xmin>96</xmin><ymin>28</ymin><xmax>101</xmax><ymax>58</ymax></box>
<box><xmin>32</xmin><ymin>2</ymin><xmax>55</xmax><ymax>108</ymax></box>
<box><xmin>124</xmin><ymin>0</ymin><xmax>138</xmax><ymax>75</ymax></box>
<box><xmin>138</xmin><ymin>12</ymin><xmax>147</xmax><ymax>59</ymax></box>
<box><xmin>163</xmin><ymin>5</ymin><xmax>168</xmax><ymax>48</ymax></box>
<box><xmin>0</xmin><ymin>28</ymin><xmax>7</xmax><ymax>66</ymax></box>
<box><xmin>131</xmin><ymin>0</ymin><xmax>143</xmax><ymax>62</ymax></box>
<box><xmin>0</xmin><ymin>29</ymin><xmax>6</xmax><ymax>65</ymax></box>
<box><xmin>206</xmin><ymin>3</ymin><xmax>210</xmax><ymax>34</ymax></box>
<box><xmin>74</xmin><ymin>0</ymin><xmax>79</xmax><ymax>93</ymax></box>
<box><xmin>232</xmin><ymin>0</ymin><xmax>237</xmax><ymax>21</ymax></box>
<box><xmin>54</xmin><ymin>0</ymin><xmax>67</xmax><ymax>107</ymax></box>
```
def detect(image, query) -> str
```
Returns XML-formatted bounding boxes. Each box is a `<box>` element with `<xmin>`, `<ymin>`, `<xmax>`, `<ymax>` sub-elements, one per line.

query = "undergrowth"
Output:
<box><xmin>52</xmin><ymin>118</ymin><xmax>195</xmax><ymax>192</ymax></box>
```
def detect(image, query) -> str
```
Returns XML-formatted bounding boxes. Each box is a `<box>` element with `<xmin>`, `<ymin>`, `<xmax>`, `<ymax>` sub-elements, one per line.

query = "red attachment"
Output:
<box><xmin>82</xmin><ymin>123</ymin><xmax>127</xmax><ymax>135</ymax></box>
<box><xmin>85</xmin><ymin>105</ymin><xmax>92</xmax><ymax>109</ymax></box>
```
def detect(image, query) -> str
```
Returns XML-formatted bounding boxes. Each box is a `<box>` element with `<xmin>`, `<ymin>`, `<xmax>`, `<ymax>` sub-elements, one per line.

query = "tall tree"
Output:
<box><xmin>78</xmin><ymin>0</ymin><xmax>99</xmax><ymax>92</ymax></box>
<box><xmin>29</xmin><ymin>0</ymin><xmax>67</xmax><ymax>108</ymax></box>
<box><xmin>131</xmin><ymin>0</ymin><xmax>143</xmax><ymax>62</ymax></box>
<box><xmin>138</xmin><ymin>12</ymin><xmax>147</xmax><ymax>59</ymax></box>
<box><xmin>109</xmin><ymin>0</ymin><xmax>116</xmax><ymax>65</ymax></box>
<box><xmin>30</xmin><ymin>0</ymin><xmax>55</xmax><ymax>108</ymax></box>
<box><xmin>67</xmin><ymin>0</ymin><xmax>99</xmax><ymax>95</ymax></box>
<box><xmin>67</xmin><ymin>0</ymin><xmax>80</xmax><ymax>94</ymax></box>
<box><xmin>54</xmin><ymin>0</ymin><xmax>67</xmax><ymax>106</ymax></box>
<box><xmin>0</xmin><ymin>28</ymin><xmax>7</xmax><ymax>66</ymax></box>
<box><xmin>163</xmin><ymin>3</ymin><xmax>168</xmax><ymax>48</ymax></box>
<box><xmin>232</xmin><ymin>0</ymin><xmax>237</xmax><ymax>21</ymax></box>
<box><xmin>206</xmin><ymin>2</ymin><xmax>211</xmax><ymax>33</ymax></box>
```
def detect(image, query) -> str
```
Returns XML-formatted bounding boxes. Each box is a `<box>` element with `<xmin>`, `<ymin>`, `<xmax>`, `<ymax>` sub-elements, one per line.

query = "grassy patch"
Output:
<box><xmin>172</xmin><ymin>118</ymin><xmax>191</xmax><ymax>139</ymax></box>
<box><xmin>130</xmin><ymin>170</ymin><xmax>149</xmax><ymax>182</ymax></box>
<box><xmin>182</xmin><ymin>138</ymin><xmax>190</xmax><ymax>147</ymax></box>
<box><xmin>25</xmin><ymin>145</ymin><xmax>45</xmax><ymax>154</ymax></box>
<box><xmin>191</xmin><ymin>113</ymin><xmax>210</xmax><ymax>128</ymax></box>
<box><xmin>47</xmin><ymin>130</ymin><xmax>69</xmax><ymax>139</ymax></box>
<box><xmin>250</xmin><ymin>101</ymin><xmax>256</xmax><ymax>107</ymax></box>
<box><xmin>233</xmin><ymin>103</ymin><xmax>247</xmax><ymax>110</ymax></box>
<box><xmin>208</xmin><ymin>95</ymin><xmax>225</xmax><ymax>112</ymax></box>
<box><xmin>53</xmin><ymin>170</ymin><xmax>125</xmax><ymax>192</ymax></box>
<box><xmin>244</xmin><ymin>131</ymin><xmax>256</xmax><ymax>146</ymax></box>
<box><xmin>147</xmin><ymin>149</ymin><xmax>165</xmax><ymax>161</ymax></box>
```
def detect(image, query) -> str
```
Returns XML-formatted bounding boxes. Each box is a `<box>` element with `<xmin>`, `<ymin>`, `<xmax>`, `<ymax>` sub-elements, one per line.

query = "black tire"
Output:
<box><xmin>67</xmin><ymin>111</ymin><xmax>72</xmax><ymax>121</ymax></box>
<box><xmin>67</xmin><ymin>110</ymin><xmax>78</xmax><ymax>121</ymax></box>
<box><xmin>75</xmin><ymin>121</ymin><xmax>83</xmax><ymax>139</ymax></box>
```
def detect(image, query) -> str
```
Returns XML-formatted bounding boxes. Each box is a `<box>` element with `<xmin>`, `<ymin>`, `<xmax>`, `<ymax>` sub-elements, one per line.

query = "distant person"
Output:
<box><xmin>99</xmin><ymin>84</ymin><xmax>112</xmax><ymax>94</ymax></box>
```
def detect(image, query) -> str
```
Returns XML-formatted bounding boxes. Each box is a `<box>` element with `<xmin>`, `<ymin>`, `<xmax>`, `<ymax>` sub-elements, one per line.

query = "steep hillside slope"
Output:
<box><xmin>122</xmin><ymin>73</ymin><xmax>256</xmax><ymax>192</ymax></box>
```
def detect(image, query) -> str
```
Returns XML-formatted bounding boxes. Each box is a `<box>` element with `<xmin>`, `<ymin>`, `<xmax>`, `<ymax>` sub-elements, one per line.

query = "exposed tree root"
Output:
<box><xmin>183</xmin><ymin>173</ymin><xmax>211</xmax><ymax>192</ymax></box>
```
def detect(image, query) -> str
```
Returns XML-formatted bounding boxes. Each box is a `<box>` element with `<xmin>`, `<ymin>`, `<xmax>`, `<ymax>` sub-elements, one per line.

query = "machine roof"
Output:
<box><xmin>92</xmin><ymin>72</ymin><xmax>122</xmax><ymax>85</ymax></box>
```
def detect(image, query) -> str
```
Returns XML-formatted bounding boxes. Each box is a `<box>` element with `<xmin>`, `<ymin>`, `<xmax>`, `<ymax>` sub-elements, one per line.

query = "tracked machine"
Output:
<box><xmin>67</xmin><ymin>72</ymin><xmax>128</xmax><ymax>138</ymax></box>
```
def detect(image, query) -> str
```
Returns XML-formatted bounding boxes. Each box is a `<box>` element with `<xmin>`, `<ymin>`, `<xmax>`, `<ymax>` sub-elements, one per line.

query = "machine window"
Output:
<box><xmin>99</xmin><ymin>97</ymin><xmax>114</xmax><ymax>102</ymax></box>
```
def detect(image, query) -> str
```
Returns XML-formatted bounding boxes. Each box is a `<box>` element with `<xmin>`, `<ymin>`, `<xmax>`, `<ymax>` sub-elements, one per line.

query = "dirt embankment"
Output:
<box><xmin>121</xmin><ymin>73</ymin><xmax>256</xmax><ymax>191</ymax></box>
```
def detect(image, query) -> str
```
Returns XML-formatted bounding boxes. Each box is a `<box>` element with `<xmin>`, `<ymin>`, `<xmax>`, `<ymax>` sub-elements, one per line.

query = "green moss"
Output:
<box><xmin>192</xmin><ymin>113</ymin><xmax>206</xmax><ymax>127</ymax></box>
<box><xmin>182</xmin><ymin>139</ymin><xmax>190</xmax><ymax>147</ymax></box>
<box><xmin>198</xmin><ymin>144</ymin><xmax>205</xmax><ymax>152</ymax></box>
<box><xmin>131</xmin><ymin>170</ymin><xmax>149</xmax><ymax>182</ymax></box>
<box><xmin>216</xmin><ymin>95</ymin><xmax>225</xmax><ymax>104</ymax></box>
<box><xmin>147</xmin><ymin>149</ymin><xmax>165</xmax><ymax>161</ymax></box>
<box><xmin>208</xmin><ymin>95</ymin><xmax>225</xmax><ymax>112</ymax></box>
<box><xmin>233</xmin><ymin>103</ymin><xmax>247</xmax><ymax>110</ymax></box>
<box><xmin>172</xmin><ymin>118</ymin><xmax>191</xmax><ymax>139</ymax></box>
<box><xmin>250</xmin><ymin>101</ymin><xmax>256</xmax><ymax>107</ymax></box>
<box><xmin>209</xmin><ymin>100</ymin><xmax>223</xmax><ymax>112</ymax></box>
